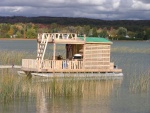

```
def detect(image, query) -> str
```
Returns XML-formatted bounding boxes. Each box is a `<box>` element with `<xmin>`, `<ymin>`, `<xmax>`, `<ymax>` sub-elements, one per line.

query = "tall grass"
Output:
<box><xmin>110</xmin><ymin>45</ymin><xmax>150</xmax><ymax>94</ymax></box>
<box><xmin>111</xmin><ymin>46</ymin><xmax>150</xmax><ymax>93</ymax></box>
<box><xmin>0</xmin><ymin>71</ymin><xmax>122</xmax><ymax>104</ymax></box>
<box><xmin>0</xmin><ymin>43</ymin><xmax>149</xmax><ymax>105</ymax></box>
<box><xmin>0</xmin><ymin>50</ymin><xmax>36</xmax><ymax>65</ymax></box>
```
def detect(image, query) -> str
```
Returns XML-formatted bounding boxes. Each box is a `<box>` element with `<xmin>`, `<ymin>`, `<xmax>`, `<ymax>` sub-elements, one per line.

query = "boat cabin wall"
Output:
<box><xmin>84</xmin><ymin>43</ymin><xmax>111</xmax><ymax>69</ymax></box>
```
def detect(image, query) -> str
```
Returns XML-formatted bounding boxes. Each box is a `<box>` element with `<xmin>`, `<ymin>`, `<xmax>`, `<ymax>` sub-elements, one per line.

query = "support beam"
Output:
<box><xmin>53</xmin><ymin>43</ymin><xmax>56</xmax><ymax>70</ymax></box>
<box><xmin>37</xmin><ymin>42</ymin><xmax>40</xmax><ymax>57</ymax></box>
<box><xmin>83</xmin><ymin>34</ymin><xmax>86</xmax><ymax>69</ymax></box>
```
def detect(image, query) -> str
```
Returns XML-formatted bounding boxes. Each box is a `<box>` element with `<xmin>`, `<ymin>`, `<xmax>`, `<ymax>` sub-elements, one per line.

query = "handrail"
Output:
<box><xmin>43</xmin><ymin>60</ymin><xmax>83</xmax><ymax>69</ymax></box>
<box><xmin>22</xmin><ymin>59</ymin><xmax>83</xmax><ymax>70</ymax></box>
<box><xmin>22</xmin><ymin>59</ymin><xmax>38</xmax><ymax>69</ymax></box>
<box><xmin>37</xmin><ymin>33</ymin><xmax>77</xmax><ymax>41</ymax></box>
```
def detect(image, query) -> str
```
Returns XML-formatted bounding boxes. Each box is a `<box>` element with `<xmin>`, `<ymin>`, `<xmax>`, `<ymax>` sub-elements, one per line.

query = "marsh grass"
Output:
<box><xmin>0</xmin><ymin>43</ymin><xmax>149</xmax><ymax>105</ymax></box>
<box><xmin>0</xmin><ymin>71</ymin><xmax>122</xmax><ymax>104</ymax></box>
<box><xmin>113</xmin><ymin>57</ymin><xmax>150</xmax><ymax>94</ymax></box>
<box><xmin>0</xmin><ymin>50</ymin><xmax>36</xmax><ymax>65</ymax></box>
<box><xmin>0</xmin><ymin>49</ymin><xmax>121</xmax><ymax>104</ymax></box>
<box><xmin>111</xmin><ymin>46</ymin><xmax>150</xmax><ymax>94</ymax></box>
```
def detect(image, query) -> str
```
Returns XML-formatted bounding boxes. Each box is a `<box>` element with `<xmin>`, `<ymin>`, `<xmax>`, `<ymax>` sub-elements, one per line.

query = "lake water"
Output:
<box><xmin>0</xmin><ymin>40</ymin><xmax>150</xmax><ymax>113</ymax></box>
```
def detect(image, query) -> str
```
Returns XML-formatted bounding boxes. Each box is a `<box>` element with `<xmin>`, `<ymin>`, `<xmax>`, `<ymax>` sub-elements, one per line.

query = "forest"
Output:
<box><xmin>0</xmin><ymin>16</ymin><xmax>150</xmax><ymax>40</ymax></box>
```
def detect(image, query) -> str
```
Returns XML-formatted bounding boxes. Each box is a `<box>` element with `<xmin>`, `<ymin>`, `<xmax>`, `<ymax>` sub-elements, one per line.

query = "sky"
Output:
<box><xmin>0</xmin><ymin>0</ymin><xmax>150</xmax><ymax>20</ymax></box>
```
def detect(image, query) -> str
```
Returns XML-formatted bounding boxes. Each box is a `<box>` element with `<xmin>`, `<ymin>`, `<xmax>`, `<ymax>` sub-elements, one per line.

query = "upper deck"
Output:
<box><xmin>37</xmin><ymin>33</ymin><xmax>85</xmax><ymax>44</ymax></box>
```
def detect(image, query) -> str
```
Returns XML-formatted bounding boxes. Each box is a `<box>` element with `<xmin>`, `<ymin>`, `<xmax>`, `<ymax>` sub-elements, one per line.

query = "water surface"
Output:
<box><xmin>0</xmin><ymin>40</ymin><xmax>150</xmax><ymax>113</ymax></box>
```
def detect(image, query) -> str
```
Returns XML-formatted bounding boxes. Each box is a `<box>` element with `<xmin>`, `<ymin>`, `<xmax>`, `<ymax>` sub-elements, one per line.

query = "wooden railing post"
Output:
<box><xmin>53</xmin><ymin>43</ymin><xmax>56</xmax><ymax>72</ymax></box>
<box><xmin>83</xmin><ymin>34</ymin><xmax>86</xmax><ymax>69</ymax></box>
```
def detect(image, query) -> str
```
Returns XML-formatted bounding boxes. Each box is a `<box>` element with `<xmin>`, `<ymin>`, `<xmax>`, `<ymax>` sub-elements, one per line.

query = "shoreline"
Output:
<box><xmin>0</xmin><ymin>38</ymin><xmax>148</xmax><ymax>41</ymax></box>
<box><xmin>0</xmin><ymin>38</ymin><xmax>36</xmax><ymax>40</ymax></box>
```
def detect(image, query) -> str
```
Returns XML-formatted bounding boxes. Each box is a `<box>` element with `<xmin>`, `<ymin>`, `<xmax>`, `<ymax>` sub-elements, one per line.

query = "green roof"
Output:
<box><xmin>78</xmin><ymin>37</ymin><xmax>112</xmax><ymax>43</ymax></box>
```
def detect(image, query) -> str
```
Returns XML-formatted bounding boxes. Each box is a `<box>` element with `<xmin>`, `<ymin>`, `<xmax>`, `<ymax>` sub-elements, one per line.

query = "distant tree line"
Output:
<box><xmin>0</xmin><ymin>16</ymin><xmax>150</xmax><ymax>40</ymax></box>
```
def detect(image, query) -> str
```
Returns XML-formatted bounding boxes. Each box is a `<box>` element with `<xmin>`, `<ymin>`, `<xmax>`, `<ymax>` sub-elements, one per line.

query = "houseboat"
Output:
<box><xmin>18</xmin><ymin>33</ymin><xmax>123</xmax><ymax>77</ymax></box>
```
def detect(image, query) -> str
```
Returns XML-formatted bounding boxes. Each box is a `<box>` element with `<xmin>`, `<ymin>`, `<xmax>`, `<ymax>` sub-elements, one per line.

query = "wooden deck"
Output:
<box><xmin>37</xmin><ymin>33</ymin><xmax>85</xmax><ymax>44</ymax></box>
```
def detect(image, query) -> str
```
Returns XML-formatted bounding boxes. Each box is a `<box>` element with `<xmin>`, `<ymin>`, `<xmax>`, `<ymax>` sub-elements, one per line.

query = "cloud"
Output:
<box><xmin>136</xmin><ymin>0</ymin><xmax>150</xmax><ymax>4</ymax></box>
<box><xmin>0</xmin><ymin>0</ymin><xmax>149</xmax><ymax>20</ymax></box>
<box><xmin>132</xmin><ymin>0</ymin><xmax>150</xmax><ymax>10</ymax></box>
<box><xmin>113</xmin><ymin>0</ymin><xmax>120</xmax><ymax>9</ymax></box>
<box><xmin>77</xmin><ymin>0</ymin><xmax>105</xmax><ymax>5</ymax></box>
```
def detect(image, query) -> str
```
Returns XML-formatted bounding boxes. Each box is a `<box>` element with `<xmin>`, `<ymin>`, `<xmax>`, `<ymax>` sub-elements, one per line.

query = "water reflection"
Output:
<box><xmin>33</xmin><ymin>77</ymin><xmax>123</xmax><ymax>113</ymax></box>
<box><xmin>0</xmin><ymin>40</ymin><xmax>150</xmax><ymax>113</ymax></box>
<box><xmin>0</xmin><ymin>69</ymin><xmax>122</xmax><ymax>113</ymax></box>
<box><xmin>36</xmin><ymin>92</ymin><xmax>48</xmax><ymax>113</ymax></box>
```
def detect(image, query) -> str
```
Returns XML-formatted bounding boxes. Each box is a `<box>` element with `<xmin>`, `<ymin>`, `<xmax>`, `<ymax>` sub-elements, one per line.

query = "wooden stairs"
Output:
<box><xmin>37</xmin><ymin>33</ymin><xmax>49</xmax><ymax>68</ymax></box>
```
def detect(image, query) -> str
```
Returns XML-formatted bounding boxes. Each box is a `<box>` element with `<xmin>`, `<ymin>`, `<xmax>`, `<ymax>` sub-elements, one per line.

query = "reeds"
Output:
<box><xmin>0</xmin><ymin>71</ymin><xmax>122</xmax><ymax>104</ymax></box>
<box><xmin>0</xmin><ymin>50</ymin><xmax>36</xmax><ymax>65</ymax></box>
<box><xmin>0</xmin><ymin>42</ymin><xmax>149</xmax><ymax>105</ymax></box>
<box><xmin>110</xmin><ymin>44</ymin><xmax>150</xmax><ymax>94</ymax></box>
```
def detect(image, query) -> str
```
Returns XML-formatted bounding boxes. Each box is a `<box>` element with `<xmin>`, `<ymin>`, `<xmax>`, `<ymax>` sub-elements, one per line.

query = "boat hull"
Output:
<box><xmin>18</xmin><ymin>71</ymin><xmax>123</xmax><ymax>78</ymax></box>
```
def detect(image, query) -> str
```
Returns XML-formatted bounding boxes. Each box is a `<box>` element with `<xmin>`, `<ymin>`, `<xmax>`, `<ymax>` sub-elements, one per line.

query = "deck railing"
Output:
<box><xmin>43</xmin><ymin>60</ymin><xmax>83</xmax><ymax>69</ymax></box>
<box><xmin>22</xmin><ymin>59</ymin><xmax>38</xmax><ymax>69</ymax></box>
<box><xmin>22</xmin><ymin>59</ymin><xmax>83</xmax><ymax>71</ymax></box>
<box><xmin>38</xmin><ymin>33</ymin><xmax>77</xmax><ymax>42</ymax></box>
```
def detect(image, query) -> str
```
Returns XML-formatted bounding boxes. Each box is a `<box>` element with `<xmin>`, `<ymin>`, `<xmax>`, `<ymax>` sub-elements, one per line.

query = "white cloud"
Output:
<box><xmin>112</xmin><ymin>0</ymin><xmax>120</xmax><ymax>9</ymax></box>
<box><xmin>0</xmin><ymin>0</ymin><xmax>149</xmax><ymax>20</ymax></box>
<box><xmin>77</xmin><ymin>0</ymin><xmax>105</xmax><ymax>5</ymax></box>
<box><xmin>136</xmin><ymin>0</ymin><xmax>150</xmax><ymax>4</ymax></box>
<box><xmin>132</xmin><ymin>0</ymin><xmax>150</xmax><ymax>10</ymax></box>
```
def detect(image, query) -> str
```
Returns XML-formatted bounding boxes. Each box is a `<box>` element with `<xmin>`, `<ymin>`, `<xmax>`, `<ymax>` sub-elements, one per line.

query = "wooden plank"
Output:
<box><xmin>85</xmin><ymin>49</ymin><xmax>110</xmax><ymax>51</ymax></box>
<box><xmin>85</xmin><ymin>47</ymin><xmax>110</xmax><ymax>49</ymax></box>
<box><xmin>87</xmin><ymin>44</ymin><xmax>110</xmax><ymax>47</ymax></box>
<box><xmin>83</xmin><ymin>60</ymin><xmax>110</xmax><ymax>63</ymax></box>
<box><xmin>85</xmin><ymin>58</ymin><xmax>110</xmax><ymax>60</ymax></box>
<box><xmin>53</xmin><ymin>43</ymin><xmax>56</xmax><ymax>70</ymax></box>
<box><xmin>85</xmin><ymin>54</ymin><xmax>110</xmax><ymax>56</ymax></box>
<box><xmin>85</xmin><ymin>45</ymin><xmax>110</xmax><ymax>46</ymax></box>
<box><xmin>22</xmin><ymin>66</ymin><xmax>122</xmax><ymax>73</ymax></box>
<box><xmin>85</xmin><ymin>53</ymin><xmax>110</xmax><ymax>55</ymax></box>
<box><xmin>44</xmin><ymin>69</ymin><xmax>122</xmax><ymax>73</ymax></box>
<box><xmin>86</xmin><ymin>44</ymin><xmax>110</xmax><ymax>46</ymax></box>
<box><xmin>84</xmin><ymin>65</ymin><xmax>109</xmax><ymax>67</ymax></box>
<box><xmin>0</xmin><ymin>65</ymin><xmax>21</xmax><ymax>69</ymax></box>
<box><xmin>55</xmin><ymin>40</ymin><xmax>84</xmax><ymax>44</ymax></box>
<box><xmin>85</xmin><ymin>62</ymin><xmax>110</xmax><ymax>65</ymax></box>
<box><xmin>83</xmin><ymin>36</ymin><xmax>86</xmax><ymax>69</ymax></box>
<box><xmin>85</xmin><ymin>51</ymin><xmax>110</xmax><ymax>53</ymax></box>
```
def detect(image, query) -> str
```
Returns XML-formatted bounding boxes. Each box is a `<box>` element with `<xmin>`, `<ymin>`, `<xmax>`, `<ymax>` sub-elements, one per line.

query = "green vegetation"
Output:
<box><xmin>0</xmin><ymin>50</ymin><xmax>36</xmax><ymax>65</ymax></box>
<box><xmin>0</xmin><ymin>70</ymin><xmax>120</xmax><ymax>104</ymax></box>
<box><xmin>111</xmin><ymin>46</ymin><xmax>150</xmax><ymax>93</ymax></box>
<box><xmin>0</xmin><ymin>43</ymin><xmax>149</xmax><ymax>105</ymax></box>
<box><xmin>0</xmin><ymin>16</ymin><xmax>150</xmax><ymax>40</ymax></box>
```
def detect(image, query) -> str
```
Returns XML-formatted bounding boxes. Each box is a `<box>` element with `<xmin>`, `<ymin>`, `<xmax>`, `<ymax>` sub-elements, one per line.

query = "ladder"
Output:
<box><xmin>37</xmin><ymin>33</ymin><xmax>49</xmax><ymax>68</ymax></box>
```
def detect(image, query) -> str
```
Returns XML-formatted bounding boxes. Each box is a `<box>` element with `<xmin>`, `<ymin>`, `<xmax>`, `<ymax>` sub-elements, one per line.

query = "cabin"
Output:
<box><xmin>20</xmin><ymin>33</ymin><xmax>122</xmax><ymax>77</ymax></box>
